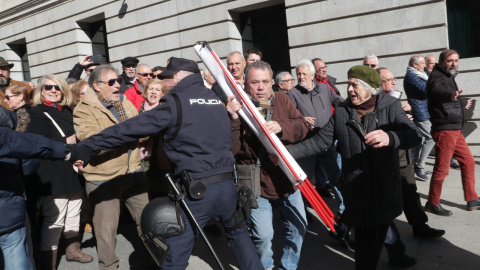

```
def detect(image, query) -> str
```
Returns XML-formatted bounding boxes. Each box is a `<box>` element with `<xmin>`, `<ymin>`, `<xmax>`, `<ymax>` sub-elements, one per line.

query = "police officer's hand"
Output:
<box><xmin>226</xmin><ymin>95</ymin><xmax>242</xmax><ymax>120</ymax></box>
<box><xmin>68</xmin><ymin>144</ymin><xmax>94</xmax><ymax>170</ymax></box>
<box><xmin>365</xmin><ymin>130</ymin><xmax>390</xmax><ymax>148</ymax></box>
<box><xmin>265</xmin><ymin>121</ymin><xmax>282</xmax><ymax>134</ymax></box>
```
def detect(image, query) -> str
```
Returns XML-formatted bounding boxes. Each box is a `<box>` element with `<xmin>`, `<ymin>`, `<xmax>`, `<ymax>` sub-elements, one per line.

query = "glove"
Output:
<box><xmin>68</xmin><ymin>144</ymin><xmax>94</xmax><ymax>166</ymax></box>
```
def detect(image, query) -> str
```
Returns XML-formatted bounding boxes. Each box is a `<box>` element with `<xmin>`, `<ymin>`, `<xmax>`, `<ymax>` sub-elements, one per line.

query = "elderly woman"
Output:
<box><xmin>25</xmin><ymin>75</ymin><xmax>92</xmax><ymax>269</ymax></box>
<box><xmin>285</xmin><ymin>66</ymin><xmax>421</xmax><ymax>269</ymax></box>
<box><xmin>3</xmin><ymin>84</ymin><xmax>31</xmax><ymax>131</ymax></box>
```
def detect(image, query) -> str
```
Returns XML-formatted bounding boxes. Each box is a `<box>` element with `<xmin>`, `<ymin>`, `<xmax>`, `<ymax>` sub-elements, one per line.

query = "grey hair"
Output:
<box><xmin>296</xmin><ymin>59</ymin><xmax>315</xmax><ymax>74</ymax></box>
<box><xmin>364</xmin><ymin>54</ymin><xmax>378</xmax><ymax>64</ymax></box>
<box><xmin>88</xmin><ymin>64</ymin><xmax>118</xmax><ymax>89</ymax></box>
<box><xmin>244</xmin><ymin>60</ymin><xmax>273</xmax><ymax>84</ymax></box>
<box><xmin>227</xmin><ymin>51</ymin><xmax>244</xmax><ymax>63</ymax></box>
<box><xmin>408</xmin><ymin>55</ymin><xmax>424</xmax><ymax>67</ymax></box>
<box><xmin>357</xmin><ymin>78</ymin><xmax>380</xmax><ymax>96</ymax></box>
<box><xmin>135</xmin><ymin>64</ymin><xmax>150</xmax><ymax>73</ymax></box>
<box><xmin>274</xmin><ymin>71</ymin><xmax>290</xmax><ymax>84</ymax></box>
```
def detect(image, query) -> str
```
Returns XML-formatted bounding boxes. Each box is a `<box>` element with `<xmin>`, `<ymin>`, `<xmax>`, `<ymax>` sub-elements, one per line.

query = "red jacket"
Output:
<box><xmin>124</xmin><ymin>81</ymin><xmax>145</xmax><ymax>111</ymax></box>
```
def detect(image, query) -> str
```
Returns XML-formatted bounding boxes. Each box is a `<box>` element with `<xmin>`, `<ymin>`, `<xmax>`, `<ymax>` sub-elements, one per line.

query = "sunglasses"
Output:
<box><xmin>5</xmin><ymin>94</ymin><xmax>18</xmax><ymax>100</ymax></box>
<box><xmin>138</xmin><ymin>73</ymin><xmax>154</xmax><ymax>77</ymax></box>
<box><xmin>97</xmin><ymin>78</ymin><xmax>123</xmax><ymax>86</ymax></box>
<box><xmin>152</xmin><ymin>74</ymin><xmax>162</xmax><ymax>79</ymax></box>
<box><xmin>364</xmin><ymin>64</ymin><xmax>377</xmax><ymax>68</ymax></box>
<box><xmin>85</xmin><ymin>68</ymin><xmax>95</xmax><ymax>73</ymax></box>
<box><xmin>44</xmin><ymin>85</ymin><xmax>61</xmax><ymax>91</ymax></box>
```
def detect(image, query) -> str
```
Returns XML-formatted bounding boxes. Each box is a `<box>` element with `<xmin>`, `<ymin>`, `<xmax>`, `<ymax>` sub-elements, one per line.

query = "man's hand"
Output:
<box><xmin>66</xmin><ymin>134</ymin><xmax>77</xmax><ymax>145</ymax></box>
<box><xmin>465</xmin><ymin>98</ymin><xmax>474</xmax><ymax>110</ymax></box>
<box><xmin>269</xmin><ymin>153</ymin><xmax>280</xmax><ymax>166</ymax></box>
<box><xmin>79</xmin><ymin>54</ymin><xmax>93</xmax><ymax>66</ymax></box>
<box><xmin>452</xmin><ymin>89</ymin><xmax>464</xmax><ymax>101</ymax></box>
<box><xmin>365</xmin><ymin>130</ymin><xmax>390</xmax><ymax>148</ymax></box>
<box><xmin>68</xmin><ymin>144</ymin><xmax>94</xmax><ymax>170</ymax></box>
<box><xmin>303</xmin><ymin>116</ymin><xmax>316</xmax><ymax>130</ymax></box>
<box><xmin>401</xmin><ymin>101</ymin><xmax>411</xmax><ymax>112</ymax></box>
<box><xmin>226</xmin><ymin>96</ymin><xmax>242</xmax><ymax>120</ymax></box>
<box><xmin>265</xmin><ymin>121</ymin><xmax>282</xmax><ymax>134</ymax></box>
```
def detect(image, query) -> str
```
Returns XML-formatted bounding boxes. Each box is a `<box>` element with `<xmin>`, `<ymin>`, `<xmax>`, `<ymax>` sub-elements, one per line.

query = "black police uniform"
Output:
<box><xmin>77</xmin><ymin>72</ymin><xmax>263</xmax><ymax>270</ymax></box>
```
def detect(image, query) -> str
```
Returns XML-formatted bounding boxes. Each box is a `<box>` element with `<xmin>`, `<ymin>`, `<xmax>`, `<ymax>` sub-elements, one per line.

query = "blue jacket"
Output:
<box><xmin>403</xmin><ymin>72</ymin><xmax>430</xmax><ymax>122</ymax></box>
<box><xmin>0</xmin><ymin>127</ymin><xmax>64</xmax><ymax>235</ymax></box>
<box><xmin>79</xmin><ymin>73</ymin><xmax>235</xmax><ymax>179</ymax></box>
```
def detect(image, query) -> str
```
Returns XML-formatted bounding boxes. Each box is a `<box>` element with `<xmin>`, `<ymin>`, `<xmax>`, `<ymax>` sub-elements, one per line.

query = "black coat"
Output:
<box><xmin>426</xmin><ymin>63</ymin><xmax>464</xmax><ymax>131</ymax></box>
<box><xmin>287</xmin><ymin>93</ymin><xmax>421</xmax><ymax>229</ymax></box>
<box><xmin>25</xmin><ymin>104</ymin><xmax>82</xmax><ymax>196</ymax></box>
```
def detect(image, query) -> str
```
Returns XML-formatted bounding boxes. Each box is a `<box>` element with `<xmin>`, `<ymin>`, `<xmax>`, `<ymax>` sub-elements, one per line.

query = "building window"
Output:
<box><xmin>447</xmin><ymin>0</ymin><xmax>480</xmax><ymax>58</ymax></box>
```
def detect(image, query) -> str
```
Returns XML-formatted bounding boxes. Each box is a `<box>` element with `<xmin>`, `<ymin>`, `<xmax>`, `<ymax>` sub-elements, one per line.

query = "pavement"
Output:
<box><xmin>57</xmin><ymin>156</ymin><xmax>480</xmax><ymax>270</ymax></box>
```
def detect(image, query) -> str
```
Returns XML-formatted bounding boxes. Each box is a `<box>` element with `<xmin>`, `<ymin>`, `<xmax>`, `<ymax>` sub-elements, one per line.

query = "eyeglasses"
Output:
<box><xmin>138</xmin><ymin>73</ymin><xmax>154</xmax><ymax>78</ymax></box>
<box><xmin>382</xmin><ymin>78</ymin><xmax>397</xmax><ymax>83</ymax></box>
<box><xmin>364</xmin><ymin>64</ymin><xmax>377</xmax><ymax>68</ymax></box>
<box><xmin>97</xmin><ymin>78</ymin><xmax>123</xmax><ymax>86</ymax></box>
<box><xmin>5</xmin><ymin>94</ymin><xmax>18</xmax><ymax>100</ymax></box>
<box><xmin>282</xmin><ymin>79</ymin><xmax>296</xmax><ymax>83</ymax></box>
<box><xmin>44</xmin><ymin>85</ymin><xmax>60</xmax><ymax>91</ymax></box>
<box><xmin>85</xmin><ymin>68</ymin><xmax>95</xmax><ymax>73</ymax></box>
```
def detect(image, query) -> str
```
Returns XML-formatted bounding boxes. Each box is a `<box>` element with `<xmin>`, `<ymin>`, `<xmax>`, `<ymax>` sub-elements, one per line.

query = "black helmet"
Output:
<box><xmin>140</xmin><ymin>197</ymin><xmax>185</xmax><ymax>267</ymax></box>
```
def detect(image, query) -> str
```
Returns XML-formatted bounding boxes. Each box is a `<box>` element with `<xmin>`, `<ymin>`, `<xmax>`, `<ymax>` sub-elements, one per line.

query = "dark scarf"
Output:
<box><xmin>42</xmin><ymin>100</ymin><xmax>63</xmax><ymax>111</ymax></box>
<box><xmin>353</xmin><ymin>95</ymin><xmax>376</xmax><ymax>123</ymax></box>
<box><xmin>96</xmin><ymin>91</ymin><xmax>127</xmax><ymax>122</ymax></box>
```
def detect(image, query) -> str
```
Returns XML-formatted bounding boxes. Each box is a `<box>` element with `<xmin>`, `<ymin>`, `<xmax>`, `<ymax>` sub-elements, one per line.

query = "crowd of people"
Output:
<box><xmin>0</xmin><ymin>47</ymin><xmax>478</xmax><ymax>270</ymax></box>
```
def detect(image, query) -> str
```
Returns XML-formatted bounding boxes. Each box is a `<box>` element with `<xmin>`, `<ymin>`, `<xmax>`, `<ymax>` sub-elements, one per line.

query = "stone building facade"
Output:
<box><xmin>1</xmin><ymin>0</ymin><xmax>478</xmax><ymax>154</ymax></box>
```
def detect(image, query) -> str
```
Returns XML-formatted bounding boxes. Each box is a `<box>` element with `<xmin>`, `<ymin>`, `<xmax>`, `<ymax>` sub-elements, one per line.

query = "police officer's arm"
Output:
<box><xmin>0</xmin><ymin>127</ymin><xmax>65</xmax><ymax>159</ymax></box>
<box><xmin>78</xmin><ymin>99</ymin><xmax>174</xmax><ymax>155</ymax></box>
<box><xmin>286</xmin><ymin>116</ymin><xmax>335</xmax><ymax>159</ymax></box>
<box><xmin>226</xmin><ymin>96</ymin><xmax>242</xmax><ymax>156</ymax></box>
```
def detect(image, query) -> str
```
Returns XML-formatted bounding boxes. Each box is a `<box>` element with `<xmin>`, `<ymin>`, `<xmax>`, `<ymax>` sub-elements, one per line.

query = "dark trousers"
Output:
<box><xmin>400</xmin><ymin>164</ymin><xmax>428</xmax><ymax>229</ymax></box>
<box><xmin>355</xmin><ymin>223</ymin><xmax>390</xmax><ymax>270</ymax></box>
<box><xmin>163</xmin><ymin>179</ymin><xmax>263</xmax><ymax>270</ymax></box>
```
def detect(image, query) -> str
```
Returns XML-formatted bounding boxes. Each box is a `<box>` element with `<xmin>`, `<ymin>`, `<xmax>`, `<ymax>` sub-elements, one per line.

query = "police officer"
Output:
<box><xmin>70</xmin><ymin>57</ymin><xmax>263</xmax><ymax>270</ymax></box>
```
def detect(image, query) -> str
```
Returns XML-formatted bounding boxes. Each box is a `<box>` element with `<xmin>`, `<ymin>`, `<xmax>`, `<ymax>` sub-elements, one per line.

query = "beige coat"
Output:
<box><xmin>73</xmin><ymin>88</ymin><xmax>141</xmax><ymax>182</ymax></box>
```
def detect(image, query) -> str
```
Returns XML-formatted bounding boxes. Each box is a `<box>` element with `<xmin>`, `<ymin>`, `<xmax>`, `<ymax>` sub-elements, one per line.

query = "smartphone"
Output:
<box><xmin>90</xmin><ymin>55</ymin><xmax>102</xmax><ymax>62</ymax></box>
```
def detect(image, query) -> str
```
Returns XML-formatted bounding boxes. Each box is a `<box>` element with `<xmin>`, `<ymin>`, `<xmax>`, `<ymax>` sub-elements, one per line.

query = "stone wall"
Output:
<box><xmin>0</xmin><ymin>0</ymin><xmax>478</xmax><ymax>154</ymax></box>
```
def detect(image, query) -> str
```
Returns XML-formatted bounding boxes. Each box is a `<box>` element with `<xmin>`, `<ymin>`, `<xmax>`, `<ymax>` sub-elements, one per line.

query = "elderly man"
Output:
<box><xmin>363</xmin><ymin>54</ymin><xmax>379</xmax><ymax>69</ymax></box>
<box><xmin>273</xmin><ymin>71</ymin><xmax>295</xmax><ymax>93</ymax></box>
<box><xmin>227</xmin><ymin>60</ymin><xmax>309</xmax><ymax>270</ymax></box>
<box><xmin>425</xmin><ymin>55</ymin><xmax>437</xmax><ymax>75</ymax></box>
<box><xmin>403</xmin><ymin>55</ymin><xmax>435</xmax><ymax>180</ymax></box>
<box><xmin>312</xmin><ymin>58</ymin><xmax>340</xmax><ymax>96</ymax></box>
<box><xmin>426</xmin><ymin>49</ymin><xmax>480</xmax><ymax>215</ymax></box>
<box><xmin>124</xmin><ymin>64</ymin><xmax>153</xmax><ymax>110</ymax></box>
<box><xmin>212</xmin><ymin>51</ymin><xmax>246</xmax><ymax>103</ymax></box>
<box><xmin>285</xmin><ymin>65</ymin><xmax>421</xmax><ymax>269</ymax></box>
<box><xmin>244</xmin><ymin>48</ymin><xmax>262</xmax><ymax>67</ymax></box>
<box><xmin>0</xmin><ymin>57</ymin><xmax>30</xmax><ymax>110</ymax></box>
<box><xmin>203</xmin><ymin>69</ymin><xmax>216</xmax><ymax>89</ymax></box>
<box><xmin>119</xmin><ymin>56</ymin><xmax>139</xmax><ymax>93</ymax></box>
<box><xmin>288</xmin><ymin>59</ymin><xmax>344</xmax><ymax>201</ymax></box>
<box><xmin>71</xmin><ymin>57</ymin><xmax>263</xmax><ymax>270</ymax></box>
<box><xmin>73</xmin><ymin>64</ymin><xmax>149</xmax><ymax>270</ymax></box>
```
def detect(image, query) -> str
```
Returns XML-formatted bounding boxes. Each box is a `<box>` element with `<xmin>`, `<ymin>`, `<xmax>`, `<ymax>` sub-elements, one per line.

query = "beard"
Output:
<box><xmin>0</xmin><ymin>76</ymin><xmax>8</xmax><ymax>86</ymax></box>
<box><xmin>441</xmin><ymin>64</ymin><xmax>459</xmax><ymax>76</ymax></box>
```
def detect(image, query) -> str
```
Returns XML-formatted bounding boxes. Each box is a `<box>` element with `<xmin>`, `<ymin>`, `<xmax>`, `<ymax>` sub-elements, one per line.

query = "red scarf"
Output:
<box><xmin>42</xmin><ymin>100</ymin><xmax>62</xmax><ymax>111</ymax></box>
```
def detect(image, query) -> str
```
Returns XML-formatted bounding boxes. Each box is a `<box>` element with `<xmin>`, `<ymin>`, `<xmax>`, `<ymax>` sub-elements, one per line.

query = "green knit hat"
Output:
<box><xmin>347</xmin><ymin>65</ymin><xmax>381</xmax><ymax>88</ymax></box>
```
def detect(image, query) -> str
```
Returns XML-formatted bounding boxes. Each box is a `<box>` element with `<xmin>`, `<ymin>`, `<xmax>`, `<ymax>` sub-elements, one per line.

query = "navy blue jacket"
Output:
<box><xmin>404</xmin><ymin>72</ymin><xmax>430</xmax><ymax>122</ymax></box>
<box><xmin>79</xmin><ymin>73</ymin><xmax>235</xmax><ymax>179</ymax></box>
<box><xmin>0</xmin><ymin>127</ymin><xmax>64</xmax><ymax>235</ymax></box>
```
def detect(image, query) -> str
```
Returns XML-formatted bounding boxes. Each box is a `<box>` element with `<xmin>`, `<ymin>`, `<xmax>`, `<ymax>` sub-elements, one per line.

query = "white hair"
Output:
<box><xmin>296</xmin><ymin>59</ymin><xmax>315</xmax><ymax>74</ymax></box>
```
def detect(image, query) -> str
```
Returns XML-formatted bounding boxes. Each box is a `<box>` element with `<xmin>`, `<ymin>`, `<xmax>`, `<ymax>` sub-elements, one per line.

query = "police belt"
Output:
<box><xmin>196</xmin><ymin>172</ymin><xmax>233</xmax><ymax>185</ymax></box>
